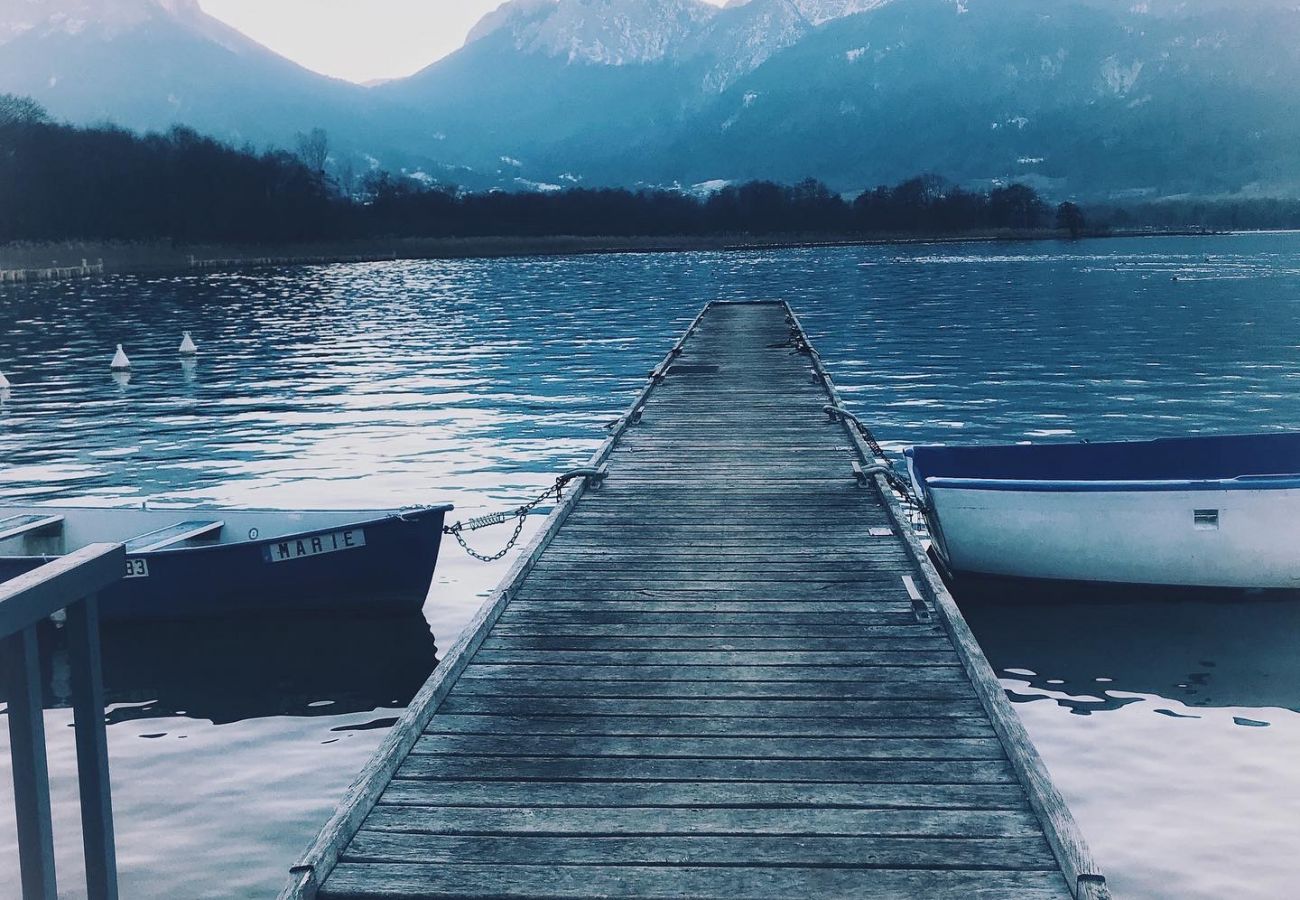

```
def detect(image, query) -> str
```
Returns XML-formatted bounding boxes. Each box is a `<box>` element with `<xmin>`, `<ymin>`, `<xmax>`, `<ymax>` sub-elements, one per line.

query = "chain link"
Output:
<box><xmin>442</xmin><ymin>472</ymin><xmax>588</xmax><ymax>562</ymax></box>
<box><xmin>829</xmin><ymin>407</ymin><xmax>928</xmax><ymax>524</ymax></box>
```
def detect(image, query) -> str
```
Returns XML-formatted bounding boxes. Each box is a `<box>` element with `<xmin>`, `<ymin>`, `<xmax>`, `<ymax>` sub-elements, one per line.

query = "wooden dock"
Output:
<box><xmin>281</xmin><ymin>300</ymin><xmax>1106</xmax><ymax>900</ymax></box>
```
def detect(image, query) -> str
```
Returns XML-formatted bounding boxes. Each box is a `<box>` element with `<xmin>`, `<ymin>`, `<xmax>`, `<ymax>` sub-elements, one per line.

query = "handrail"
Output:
<box><xmin>0</xmin><ymin>544</ymin><xmax>124</xmax><ymax>638</ymax></box>
<box><xmin>2</xmin><ymin>542</ymin><xmax>125</xmax><ymax>900</ymax></box>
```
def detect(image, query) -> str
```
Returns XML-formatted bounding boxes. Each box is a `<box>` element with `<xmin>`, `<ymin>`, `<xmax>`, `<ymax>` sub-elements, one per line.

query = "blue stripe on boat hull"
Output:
<box><xmin>923</xmin><ymin>476</ymin><xmax>1300</xmax><ymax>492</ymax></box>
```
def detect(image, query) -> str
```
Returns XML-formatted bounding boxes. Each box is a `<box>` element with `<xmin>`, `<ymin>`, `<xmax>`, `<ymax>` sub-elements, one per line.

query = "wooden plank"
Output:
<box><xmin>435</xmin><ymin>695</ymin><xmax>989</xmax><ymax>720</ymax></box>
<box><xmin>420</xmin><ymin>715</ymin><xmax>999</xmax><ymax>739</ymax></box>
<box><xmin>321</xmin><ymin>864</ymin><xmax>1072</xmax><ymax>899</ymax></box>
<box><xmin>376</xmin><ymin>779</ymin><xmax>1022</xmax><ymax>809</ymax></box>
<box><xmin>343</xmin><ymin>832</ymin><xmax>1057</xmax><ymax>869</ymax></box>
<box><xmin>463</xmin><ymin>661</ymin><xmax>966</xmax><ymax>679</ymax></box>
<box><xmin>447</xmin><ymin>679</ymin><xmax>976</xmax><ymax>701</ymax></box>
<box><xmin>487</xmin><ymin>622</ymin><xmax>938</xmax><ymax>637</ymax></box>
<box><xmin>66</xmin><ymin>595</ymin><xmax>119</xmax><ymax>900</ymax></box>
<box><xmin>0</xmin><ymin>544</ymin><xmax>124</xmax><ymax>637</ymax></box>
<box><xmin>479</xmin><ymin>634</ymin><xmax>950</xmax><ymax>651</ymax></box>
<box><xmin>361</xmin><ymin>805</ymin><xmax>1044</xmax><ymax>837</ymax></box>
<box><xmin>2</xmin><ymin>626</ymin><xmax>58</xmax><ymax>899</ymax></box>
<box><xmin>0</xmin><ymin>513</ymin><xmax>64</xmax><ymax>542</ymax></box>
<box><xmin>411</xmin><ymin>734</ymin><xmax>1004</xmax><ymax>760</ymax></box>
<box><xmin>505</xmin><ymin>598</ymin><xmax>915</xmax><ymax>611</ymax></box>
<box><xmin>123</xmin><ymin>519</ymin><xmax>223</xmax><ymax>553</ymax></box>
<box><xmin>500</xmin><ymin>611</ymin><xmax>924</xmax><ymax>627</ymax></box>
<box><xmin>393</xmin><ymin>755</ymin><xmax>1019</xmax><ymax>785</ymax></box>
<box><xmin>469</xmin><ymin>649</ymin><xmax>957</xmax><ymax>666</ymax></box>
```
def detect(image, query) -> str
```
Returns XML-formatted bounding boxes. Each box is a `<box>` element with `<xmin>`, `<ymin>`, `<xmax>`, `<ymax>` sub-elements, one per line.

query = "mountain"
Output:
<box><xmin>696</xmin><ymin>0</ymin><xmax>1300</xmax><ymax>195</ymax></box>
<box><xmin>0</xmin><ymin>0</ymin><xmax>381</xmax><ymax>150</ymax></box>
<box><xmin>5</xmin><ymin>0</ymin><xmax>1300</xmax><ymax>199</ymax></box>
<box><xmin>467</xmin><ymin>0</ymin><xmax>716</xmax><ymax>65</ymax></box>
<box><xmin>380</xmin><ymin>0</ymin><xmax>1300</xmax><ymax>197</ymax></box>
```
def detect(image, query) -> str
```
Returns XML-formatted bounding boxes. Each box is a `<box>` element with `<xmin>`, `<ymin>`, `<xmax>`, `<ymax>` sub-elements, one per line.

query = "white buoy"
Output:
<box><xmin>0</xmin><ymin>371</ymin><xmax>9</xmax><ymax>390</ymax></box>
<box><xmin>178</xmin><ymin>331</ymin><xmax>197</xmax><ymax>355</ymax></box>
<box><xmin>110</xmin><ymin>344</ymin><xmax>131</xmax><ymax>371</ymax></box>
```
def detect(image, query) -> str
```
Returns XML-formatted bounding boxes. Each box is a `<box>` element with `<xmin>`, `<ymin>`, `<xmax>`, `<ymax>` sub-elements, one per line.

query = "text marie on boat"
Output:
<box><xmin>0</xmin><ymin>504</ymin><xmax>452</xmax><ymax>621</ymax></box>
<box><xmin>905</xmin><ymin>432</ymin><xmax>1300</xmax><ymax>590</ymax></box>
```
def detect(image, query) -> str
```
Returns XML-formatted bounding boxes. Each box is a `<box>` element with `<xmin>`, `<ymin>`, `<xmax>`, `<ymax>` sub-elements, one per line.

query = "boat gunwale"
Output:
<box><xmin>904</xmin><ymin>432</ymin><xmax>1300</xmax><ymax>488</ymax></box>
<box><xmin>0</xmin><ymin>505</ymin><xmax>455</xmax><ymax>559</ymax></box>
<box><xmin>923</xmin><ymin>475</ymin><xmax>1300</xmax><ymax>492</ymax></box>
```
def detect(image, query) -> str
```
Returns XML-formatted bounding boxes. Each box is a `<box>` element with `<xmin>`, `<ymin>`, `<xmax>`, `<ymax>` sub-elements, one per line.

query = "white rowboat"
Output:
<box><xmin>905</xmin><ymin>433</ymin><xmax>1300</xmax><ymax>590</ymax></box>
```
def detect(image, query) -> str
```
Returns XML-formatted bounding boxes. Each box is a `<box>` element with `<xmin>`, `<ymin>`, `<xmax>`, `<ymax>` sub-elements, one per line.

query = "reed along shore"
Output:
<box><xmin>0</xmin><ymin>228</ymin><xmax>1215</xmax><ymax>282</ymax></box>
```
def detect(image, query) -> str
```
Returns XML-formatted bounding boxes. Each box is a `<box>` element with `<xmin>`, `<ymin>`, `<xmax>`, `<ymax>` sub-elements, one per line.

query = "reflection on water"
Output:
<box><xmin>47</xmin><ymin>614</ymin><xmax>437</xmax><ymax>725</ymax></box>
<box><xmin>2</xmin><ymin>234</ymin><xmax>1300</xmax><ymax>898</ymax></box>
<box><xmin>960</xmin><ymin>581</ymin><xmax>1300</xmax><ymax>715</ymax></box>
<box><xmin>956</xmin><ymin>579</ymin><xmax>1300</xmax><ymax>900</ymax></box>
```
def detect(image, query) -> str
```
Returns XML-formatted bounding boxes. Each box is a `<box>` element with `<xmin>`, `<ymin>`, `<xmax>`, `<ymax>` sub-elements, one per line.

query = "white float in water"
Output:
<box><xmin>0</xmin><ymin>371</ymin><xmax>9</xmax><ymax>390</ymax></box>
<box><xmin>110</xmin><ymin>344</ymin><xmax>131</xmax><ymax>370</ymax></box>
<box><xmin>178</xmin><ymin>331</ymin><xmax>197</xmax><ymax>355</ymax></box>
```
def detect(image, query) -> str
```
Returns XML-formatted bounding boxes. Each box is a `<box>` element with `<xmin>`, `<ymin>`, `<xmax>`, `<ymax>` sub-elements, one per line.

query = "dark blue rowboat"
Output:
<box><xmin>0</xmin><ymin>504</ymin><xmax>452</xmax><ymax>621</ymax></box>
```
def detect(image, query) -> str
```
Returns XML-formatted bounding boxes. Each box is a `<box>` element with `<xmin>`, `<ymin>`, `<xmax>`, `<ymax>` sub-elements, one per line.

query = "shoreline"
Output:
<box><xmin>0</xmin><ymin>228</ymin><xmax>1219</xmax><ymax>282</ymax></box>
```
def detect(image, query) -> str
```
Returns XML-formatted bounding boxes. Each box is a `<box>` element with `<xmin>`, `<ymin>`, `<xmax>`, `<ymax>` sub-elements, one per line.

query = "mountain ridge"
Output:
<box><xmin>4</xmin><ymin>0</ymin><xmax>1300</xmax><ymax>198</ymax></box>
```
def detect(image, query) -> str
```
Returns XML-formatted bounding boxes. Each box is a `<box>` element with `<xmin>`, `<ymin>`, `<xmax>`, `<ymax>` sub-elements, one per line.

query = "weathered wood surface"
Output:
<box><xmin>289</xmin><ymin>301</ymin><xmax>1104</xmax><ymax>899</ymax></box>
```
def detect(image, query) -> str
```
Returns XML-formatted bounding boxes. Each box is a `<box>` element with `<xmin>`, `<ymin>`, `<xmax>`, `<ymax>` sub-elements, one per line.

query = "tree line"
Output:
<box><xmin>4</xmin><ymin>94</ymin><xmax>1291</xmax><ymax>246</ymax></box>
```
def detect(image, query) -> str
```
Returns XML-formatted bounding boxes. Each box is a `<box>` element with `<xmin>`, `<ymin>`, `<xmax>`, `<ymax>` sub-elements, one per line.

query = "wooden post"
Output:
<box><xmin>2</xmin><ymin>625</ymin><xmax>58</xmax><ymax>899</ymax></box>
<box><xmin>66</xmin><ymin>595</ymin><xmax>118</xmax><ymax>900</ymax></box>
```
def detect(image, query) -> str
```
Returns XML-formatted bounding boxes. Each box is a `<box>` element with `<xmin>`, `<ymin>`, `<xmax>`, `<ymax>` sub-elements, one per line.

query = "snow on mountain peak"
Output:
<box><xmin>469</xmin><ymin>0</ymin><xmax>717</xmax><ymax>65</ymax></box>
<box><xmin>465</xmin><ymin>0</ymin><xmax>899</xmax><ymax>74</ymax></box>
<box><xmin>715</xmin><ymin>0</ymin><xmax>894</xmax><ymax>26</ymax></box>
<box><xmin>788</xmin><ymin>0</ymin><xmax>892</xmax><ymax>27</ymax></box>
<box><xmin>0</xmin><ymin>0</ymin><xmax>214</xmax><ymax>44</ymax></box>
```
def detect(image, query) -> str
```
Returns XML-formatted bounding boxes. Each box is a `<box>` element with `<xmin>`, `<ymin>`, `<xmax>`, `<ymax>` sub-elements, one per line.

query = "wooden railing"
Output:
<box><xmin>2</xmin><ymin>544</ymin><xmax>125</xmax><ymax>900</ymax></box>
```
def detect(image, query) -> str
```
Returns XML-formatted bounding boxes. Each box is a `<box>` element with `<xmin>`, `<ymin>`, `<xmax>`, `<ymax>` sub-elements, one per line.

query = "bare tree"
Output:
<box><xmin>0</xmin><ymin>94</ymin><xmax>50</xmax><ymax>128</ymax></box>
<box><xmin>294</xmin><ymin>127</ymin><xmax>330</xmax><ymax>176</ymax></box>
<box><xmin>339</xmin><ymin>158</ymin><xmax>357</xmax><ymax>199</ymax></box>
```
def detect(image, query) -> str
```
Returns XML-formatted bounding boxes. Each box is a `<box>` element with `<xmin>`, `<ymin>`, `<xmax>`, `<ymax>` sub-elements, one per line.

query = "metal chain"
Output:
<box><xmin>442</xmin><ymin>479</ymin><xmax>562</xmax><ymax>562</ymax></box>
<box><xmin>847</xmin><ymin>417</ymin><xmax>923</xmax><ymax>510</ymax></box>
<box><xmin>823</xmin><ymin>402</ymin><xmax>928</xmax><ymax>520</ymax></box>
<box><xmin>791</xmin><ymin>325</ymin><xmax>930</xmax><ymax>529</ymax></box>
<box><xmin>441</xmin><ymin>473</ymin><xmax>585</xmax><ymax>562</ymax></box>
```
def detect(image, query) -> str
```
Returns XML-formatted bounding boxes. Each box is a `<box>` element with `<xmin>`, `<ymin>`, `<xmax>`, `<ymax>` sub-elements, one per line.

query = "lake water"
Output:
<box><xmin>2</xmin><ymin>233</ymin><xmax>1299</xmax><ymax>898</ymax></box>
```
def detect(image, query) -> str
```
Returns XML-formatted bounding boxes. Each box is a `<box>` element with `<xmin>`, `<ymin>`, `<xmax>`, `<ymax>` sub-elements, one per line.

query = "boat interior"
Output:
<box><xmin>0</xmin><ymin>505</ymin><xmax>422</xmax><ymax>558</ymax></box>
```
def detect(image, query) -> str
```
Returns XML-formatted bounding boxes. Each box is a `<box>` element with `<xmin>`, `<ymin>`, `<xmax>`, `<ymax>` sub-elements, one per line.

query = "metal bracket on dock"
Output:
<box><xmin>823</xmin><ymin>404</ymin><xmax>866</xmax><ymax>428</ymax></box>
<box><xmin>901</xmin><ymin>575</ymin><xmax>934</xmax><ymax>624</ymax></box>
<box><xmin>560</xmin><ymin>466</ymin><xmax>609</xmax><ymax>491</ymax></box>
<box><xmin>850</xmin><ymin>460</ymin><xmax>892</xmax><ymax>487</ymax></box>
<box><xmin>604</xmin><ymin>408</ymin><xmax>645</xmax><ymax>431</ymax></box>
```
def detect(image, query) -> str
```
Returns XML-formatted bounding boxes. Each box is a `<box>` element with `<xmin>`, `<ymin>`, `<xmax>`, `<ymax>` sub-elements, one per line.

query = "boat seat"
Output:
<box><xmin>0</xmin><ymin>513</ymin><xmax>65</xmax><ymax>542</ymax></box>
<box><xmin>125</xmin><ymin>520</ymin><xmax>224</xmax><ymax>553</ymax></box>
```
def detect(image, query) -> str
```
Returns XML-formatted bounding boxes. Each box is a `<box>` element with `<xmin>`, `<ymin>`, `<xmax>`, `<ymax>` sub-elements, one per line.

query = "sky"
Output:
<box><xmin>199</xmin><ymin>0</ymin><xmax>729</xmax><ymax>85</ymax></box>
